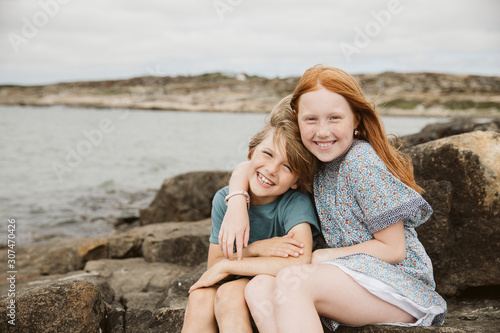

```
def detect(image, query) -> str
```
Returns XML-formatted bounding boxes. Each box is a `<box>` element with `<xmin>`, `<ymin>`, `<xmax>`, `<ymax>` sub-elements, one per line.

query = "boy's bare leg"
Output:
<box><xmin>182</xmin><ymin>286</ymin><xmax>219</xmax><ymax>333</ymax></box>
<box><xmin>214</xmin><ymin>278</ymin><xmax>253</xmax><ymax>333</ymax></box>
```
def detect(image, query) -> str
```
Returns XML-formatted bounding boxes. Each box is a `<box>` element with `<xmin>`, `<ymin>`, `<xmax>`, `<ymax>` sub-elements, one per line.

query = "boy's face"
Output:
<box><xmin>247</xmin><ymin>132</ymin><xmax>299</xmax><ymax>206</ymax></box>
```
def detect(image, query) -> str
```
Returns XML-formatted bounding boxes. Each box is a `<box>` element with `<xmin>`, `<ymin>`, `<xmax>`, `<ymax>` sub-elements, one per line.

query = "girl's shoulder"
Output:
<box><xmin>344</xmin><ymin>140</ymin><xmax>381</xmax><ymax>166</ymax></box>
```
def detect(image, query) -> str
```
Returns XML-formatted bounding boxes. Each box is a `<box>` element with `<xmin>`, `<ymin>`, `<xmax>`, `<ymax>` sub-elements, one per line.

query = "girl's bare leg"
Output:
<box><xmin>182</xmin><ymin>286</ymin><xmax>219</xmax><ymax>333</ymax></box>
<box><xmin>214</xmin><ymin>278</ymin><xmax>253</xmax><ymax>333</ymax></box>
<box><xmin>274</xmin><ymin>264</ymin><xmax>416</xmax><ymax>333</ymax></box>
<box><xmin>245</xmin><ymin>274</ymin><xmax>278</xmax><ymax>333</ymax></box>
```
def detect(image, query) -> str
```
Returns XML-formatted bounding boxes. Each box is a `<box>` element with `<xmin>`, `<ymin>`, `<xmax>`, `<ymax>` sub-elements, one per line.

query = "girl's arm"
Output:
<box><xmin>218</xmin><ymin>161</ymin><xmax>251</xmax><ymax>261</ymax></box>
<box><xmin>191</xmin><ymin>222</ymin><xmax>313</xmax><ymax>292</ymax></box>
<box><xmin>312</xmin><ymin>221</ymin><xmax>407</xmax><ymax>265</ymax></box>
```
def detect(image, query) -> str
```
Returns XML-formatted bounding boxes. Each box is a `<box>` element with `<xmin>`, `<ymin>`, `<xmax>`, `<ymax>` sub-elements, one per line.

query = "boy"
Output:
<box><xmin>182</xmin><ymin>96</ymin><xmax>320</xmax><ymax>333</ymax></box>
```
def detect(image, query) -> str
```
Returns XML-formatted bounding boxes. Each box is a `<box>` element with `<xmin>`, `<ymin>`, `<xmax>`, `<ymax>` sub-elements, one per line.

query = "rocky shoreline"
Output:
<box><xmin>1</xmin><ymin>72</ymin><xmax>499</xmax><ymax>118</ymax></box>
<box><xmin>1</xmin><ymin>119</ymin><xmax>499</xmax><ymax>332</ymax></box>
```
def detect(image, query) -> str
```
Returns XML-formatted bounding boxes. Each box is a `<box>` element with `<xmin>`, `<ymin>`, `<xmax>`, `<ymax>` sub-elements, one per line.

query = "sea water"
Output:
<box><xmin>0</xmin><ymin>105</ymin><xmax>448</xmax><ymax>246</ymax></box>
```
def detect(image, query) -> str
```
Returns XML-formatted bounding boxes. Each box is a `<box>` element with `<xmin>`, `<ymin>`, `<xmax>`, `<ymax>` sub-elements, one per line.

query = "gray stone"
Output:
<box><xmin>0</xmin><ymin>280</ymin><xmax>105</xmax><ymax>333</ymax></box>
<box><xmin>142</xmin><ymin>220</ymin><xmax>211</xmax><ymax>266</ymax></box>
<box><xmin>105</xmin><ymin>305</ymin><xmax>125</xmax><ymax>333</ymax></box>
<box><xmin>139</xmin><ymin>171</ymin><xmax>231</xmax><ymax>224</ymax></box>
<box><xmin>121</xmin><ymin>291</ymin><xmax>164</xmax><ymax>311</ymax></box>
<box><xmin>398</xmin><ymin>119</ymin><xmax>499</xmax><ymax>149</ymax></box>
<box><xmin>125</xmin><ymin>308</ymin><xmax>153</xmax><ymax>333</ymax></box>
<box><xmin>107</xmin><ymin>232</ymin><xmax>143</xmax><ymax>258</ymax></box>
<box><xmin>149</xmin><ymin>307</ymin><xmax>186</xmax><ymax>333</ymax></box>
<box><xmin>406</xmin><ymin>131</ymin><xmax>500</xmax><ymax>295</ymax></box>
<box><xmin>84</xmin><ymin>258</ymin><xmax>193</xmax><ymax>299</ymax></box>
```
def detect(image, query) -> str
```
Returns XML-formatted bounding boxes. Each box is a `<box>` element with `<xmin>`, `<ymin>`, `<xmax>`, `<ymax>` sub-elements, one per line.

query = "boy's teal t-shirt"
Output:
<box><xmin>209</xmin><ymin>186</ymin><xmax>320</xmax><ymax>244</ymax></box>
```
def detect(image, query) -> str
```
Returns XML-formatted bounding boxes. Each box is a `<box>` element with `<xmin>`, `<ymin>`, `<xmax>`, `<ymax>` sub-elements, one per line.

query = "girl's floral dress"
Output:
<box><xmin>314</xmin><ymin>140</ymin><xmax>447</xmax><ymax>331</ymax></box>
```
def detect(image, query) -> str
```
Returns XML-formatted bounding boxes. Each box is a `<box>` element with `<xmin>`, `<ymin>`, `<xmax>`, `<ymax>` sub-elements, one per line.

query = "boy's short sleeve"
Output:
<box><xmin>209</xmin><ymin>187</ymin><xmax>229</xmax><ymax>244</ymax></box>
<box><xmin>279</xmin><ymin>191</ymin><xmax>321</xmax><ymax>236</ymax></box>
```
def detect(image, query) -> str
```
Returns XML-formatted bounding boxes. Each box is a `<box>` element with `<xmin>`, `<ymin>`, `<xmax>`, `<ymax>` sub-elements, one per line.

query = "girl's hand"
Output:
<box><xmin>189</xmin><ymin>260</ymin><xmax>229</xmax><ymax>293</ymax></box>
<box><xmin>218</xmin><ymin>196</ymin><xmax>250</xmax><ymax>261</ymax></box>
<box><xmin>247</xmin><ymin>232</ymin><xmax>304</xmax><ymax>258</ymax></box>
<box><xmin>311</xmin><ymin>248</ymin><xmax>341</xmax><ymax>264</ymax></box>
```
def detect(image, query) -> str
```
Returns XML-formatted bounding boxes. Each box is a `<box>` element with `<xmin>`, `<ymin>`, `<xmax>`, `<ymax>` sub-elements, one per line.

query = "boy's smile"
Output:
<box><xmin>256</xmin><ymin>171</ymin><xmax>275</xmax><ymax>188</ymax></box>
<box><xmin>247</xmin><ymin>132</ymin><xmax>298</xmax><ymax>206</ymax></box>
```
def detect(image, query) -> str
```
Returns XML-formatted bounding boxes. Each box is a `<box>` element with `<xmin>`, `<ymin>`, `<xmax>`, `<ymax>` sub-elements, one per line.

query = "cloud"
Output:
<box><xmin>0</xmin><ymin>0</ymin><xmax>498</xmax><ymax>84</ymax></box>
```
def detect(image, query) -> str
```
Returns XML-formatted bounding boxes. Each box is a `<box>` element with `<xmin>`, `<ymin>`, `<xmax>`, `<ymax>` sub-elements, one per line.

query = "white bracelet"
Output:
<box><xmin>225</xmin><ymin>190</ymin><xmax>250</xmax><ymax>209</ymax></box>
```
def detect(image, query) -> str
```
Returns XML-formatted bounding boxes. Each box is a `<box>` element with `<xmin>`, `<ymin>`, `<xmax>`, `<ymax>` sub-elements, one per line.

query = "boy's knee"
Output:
<box><xmin>188</xmin><ymin>287</ymin><xmax>216</xmax><ymax>308</ymax></box>
<box><xmin>215</xmin><ymin>281</ymin><xmax>245</xmax><ymax>305</ymax></box>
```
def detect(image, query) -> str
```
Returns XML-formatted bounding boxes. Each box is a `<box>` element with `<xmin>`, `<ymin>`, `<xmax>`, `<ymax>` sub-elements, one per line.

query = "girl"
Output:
<box><xmin>219</xmin><ymin>65</ymin><xmax>447</xmax><ymax>332</ymax></box>
<box><xmin>182</xmin><ymin>96</ymin><xmax>320</xmax><ymax>333</ymax></box>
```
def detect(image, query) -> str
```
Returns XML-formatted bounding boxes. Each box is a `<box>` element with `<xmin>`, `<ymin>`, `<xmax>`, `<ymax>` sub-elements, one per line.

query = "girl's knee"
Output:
<box><xmin>244</xmin><ymin>275</ymin><xmax>273</xmax><ymax>302</ymax></box>
<box><xmin>275</xmin><ymin>264</ymin><xmax>316</xmax><ymax>293</ymax></box>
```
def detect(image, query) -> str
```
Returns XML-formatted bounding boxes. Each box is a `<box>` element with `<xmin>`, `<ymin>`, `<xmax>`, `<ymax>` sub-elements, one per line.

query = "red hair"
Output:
<box><xmin>290</xmin><ymin>65</ymin><xmax>423</xmax><ymax>193</ymax></box>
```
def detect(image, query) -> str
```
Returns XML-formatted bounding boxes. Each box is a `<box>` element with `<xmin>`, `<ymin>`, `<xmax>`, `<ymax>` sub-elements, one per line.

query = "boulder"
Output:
<box><xmin>0</xmin><ymin>280</ymin><xmax>106</xmax><ymax>332</ymax></box>
<box><xmin>142</xmin><ymin>220</ymin><xmax>212</xmax><ymax>266</ymax></box>
<box><xmin>124</xmin><ymin>307</ymin><xmax>185</xmax><ymax>333</ymax></box>
<box><xmin>139</xmin><ymin>171</ymin><xmax>231</xmax><ymax>224</ymax></box>
<box><xmin>406</xmin><ymin>131</ymin><xmax>500</xmax><ymax>295</ymax></box>
<box><xmin>398</xmin><ymin>118</ymin><xmax>499</xmax><ymax>149</ymax></box>
<box><xmin>40</xmin><ymin>237</ymin><xmax>107</xmax><ymax>275</ymax></box>
<box><xmin>84</xmin><ymin>258</ymin><xmax>193</xmax><ymax>300</ymax></box>
<box><xmin>157</xmin><ymin>263</ymin><xmax>207</xmax><ymax>309</ymax></box>
<box><xmin>107</xmin><ymin>232</ymin><xmax>143</xmax><ymax>258</ymax></box>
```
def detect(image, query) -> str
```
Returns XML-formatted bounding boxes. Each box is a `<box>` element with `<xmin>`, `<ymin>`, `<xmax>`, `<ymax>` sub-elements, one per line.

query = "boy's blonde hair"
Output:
<box><xmin>248</xmin><ymin>95</ymin><xmax>317</xmax><ymax>193</ymax></box>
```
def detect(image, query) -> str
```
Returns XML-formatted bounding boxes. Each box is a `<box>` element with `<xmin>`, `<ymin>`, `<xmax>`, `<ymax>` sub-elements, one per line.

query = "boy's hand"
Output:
<box><xmin>189</xmin><ymin>260</ymin><xmax>229</xmax><ymax>293</ymax></box>
<box><xmin>247</xmin><ymin>233</ymin><xmax>304</xmax><ymax>258</ymax></box>
<box><xmin>218</xmin><ymin>196</ymin><xmax>250</xmax><ymax>260</ymax></box>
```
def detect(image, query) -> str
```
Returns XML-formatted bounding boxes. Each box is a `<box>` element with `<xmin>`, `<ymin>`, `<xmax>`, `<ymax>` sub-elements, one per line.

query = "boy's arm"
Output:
<box><xmin>191</xmin><ymin>222</ymin><xmax>313</xmax><ymax>292</ymax></box>
<box><xmin>207</xmin><ymin>243</ymin><xmax>226</xmax><ymax>268</ymax></box>
<box><xmin>218</xmin><ymin>161</ymin><xmax>251</xmax><ymax>261</ymax></box>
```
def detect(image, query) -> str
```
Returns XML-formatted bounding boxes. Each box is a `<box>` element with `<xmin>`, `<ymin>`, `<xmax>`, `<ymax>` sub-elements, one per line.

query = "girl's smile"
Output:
<box><xmin>297</xmin><ymin>86</ymin><xmax>358</xmax><ymax>162</ymax></box>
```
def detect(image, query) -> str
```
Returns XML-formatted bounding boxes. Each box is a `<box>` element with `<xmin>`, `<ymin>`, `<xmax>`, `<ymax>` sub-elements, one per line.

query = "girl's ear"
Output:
<box><xmin>290</xmin><ymin>182</ymin><xmax>298</xmax><ymax>190</ymax></box>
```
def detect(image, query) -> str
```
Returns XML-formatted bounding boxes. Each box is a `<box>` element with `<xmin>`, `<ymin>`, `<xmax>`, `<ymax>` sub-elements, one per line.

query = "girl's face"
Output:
<box><xmin>247</xmin><ymin>131</ymin><xmax>299</xmax><ymax>206</ymax></box>
<box><xmin>297</xmin><ymin>87</ymin><xmax>358</xmax><ymax>163</ymax></box>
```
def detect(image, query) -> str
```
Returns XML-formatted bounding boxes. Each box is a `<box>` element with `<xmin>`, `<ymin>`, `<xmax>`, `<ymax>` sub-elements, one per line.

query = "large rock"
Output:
<box><xmin>124</xmin><ymin>307</ymin><xmax>185</xmax><ymax>333</ymax></box>
<box><xmin>406</xmin><ymin>131</ymin><xmax>500</xmax><ymax>295</ymax></box>
<box><xmin>84</xmin><ymin>258</ymin><xmax>193</xmax><ymax>300</ymax></box>
<box><xmin>399</xmin><ymin>119</ymin><xmax>499</xmax><ymax>149</ymax></box>
<box><xmin>139</xmin><ymin>171</ymin><xmax>231</xmax><ymax>224</ymax></box>
<box><xmin>0</xmin><ymin>280</ymin><xmax>106</xmax><ymax>332</ymax></box>
<box><xmin>142</xmin><ymin>220</ymin><xmax>212</xmax><ymax>266</ymax></box>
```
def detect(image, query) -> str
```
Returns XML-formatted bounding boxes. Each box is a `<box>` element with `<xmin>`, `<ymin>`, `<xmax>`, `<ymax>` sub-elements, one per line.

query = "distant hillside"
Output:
<box><xmin>0</xmin><ymin>72</ymin><xmax>499</xmax><ymax>117</ymax></box>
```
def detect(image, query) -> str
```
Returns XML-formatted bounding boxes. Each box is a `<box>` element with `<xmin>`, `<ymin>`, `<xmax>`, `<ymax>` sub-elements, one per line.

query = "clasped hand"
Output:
<box><xmin>247</xmin><ymin>233</ymin><xmax>304</xmax><ymax>258</ymax></box>
<box><xmin>190</xmin><ymin>233</ymin><xmax>305</xmax><ymax>292</ymax></box>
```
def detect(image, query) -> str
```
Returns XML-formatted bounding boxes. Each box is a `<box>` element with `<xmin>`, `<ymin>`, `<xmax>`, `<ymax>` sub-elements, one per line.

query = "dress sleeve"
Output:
<box><xmin>209</xmin><ymin>187</ymin><xmax>228</xmax><ymax>244</ymax></box>
<box><xmin>344</xmin><ymin>143</ymin><xmax>432</xmax><ymax>234</ymax></box>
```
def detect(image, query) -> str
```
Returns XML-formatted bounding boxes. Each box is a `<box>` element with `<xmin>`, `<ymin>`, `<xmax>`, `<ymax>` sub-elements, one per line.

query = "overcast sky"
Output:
<box><xmin>1</xmin><ymin>0</ymin><xmax>499</xmax><ymax>85</ymax></box>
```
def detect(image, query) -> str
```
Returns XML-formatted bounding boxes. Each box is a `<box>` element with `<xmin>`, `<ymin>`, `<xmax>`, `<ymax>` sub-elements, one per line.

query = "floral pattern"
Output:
<box><xmin>314</xmin><ymin>140</ymin><xmax>447</xmax><ymax>330</ymax></box>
